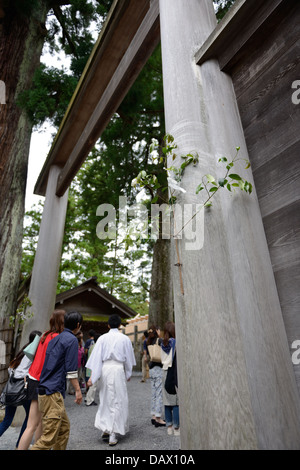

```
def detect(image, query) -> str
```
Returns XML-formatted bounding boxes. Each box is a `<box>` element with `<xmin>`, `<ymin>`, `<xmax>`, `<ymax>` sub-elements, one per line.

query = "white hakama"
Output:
<box><xmin>95</xmin><ymin>360</ymin><xmax>129</xmax><ymax>435</ymax></box>
<box><xmin>86</xmin><ymin>328</ymin><xmax>136</xmax><ymax>436</ymax></box>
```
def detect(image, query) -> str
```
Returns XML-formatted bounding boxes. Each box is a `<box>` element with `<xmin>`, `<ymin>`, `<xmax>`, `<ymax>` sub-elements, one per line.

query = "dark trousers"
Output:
<box><xmin>0</xmin><ymin>400</ymin><xmax>31</xmax><ymax>447</ymax></box>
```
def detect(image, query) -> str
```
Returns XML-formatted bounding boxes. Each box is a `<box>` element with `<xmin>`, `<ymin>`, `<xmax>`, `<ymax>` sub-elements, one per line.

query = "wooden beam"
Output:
<box><xmin>195</xmin><ymin>0</ymin><xmax>285</xmax><ymax>71</ymax></box>
<box><xmin>34</xmin><ymin>0</ymin><xmax>160</xmax><ymax>196</ymax></box>
<box><xmin>56</xmin><ymin>0</ymin><xmax>160</xmax><ymax>196</ymax></box>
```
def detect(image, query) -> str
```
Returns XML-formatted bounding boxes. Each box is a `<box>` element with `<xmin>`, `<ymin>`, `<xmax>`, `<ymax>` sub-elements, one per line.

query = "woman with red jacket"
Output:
<box><xmin>17</xmin><ymin>310</ymin><xmax>65</xmax><ymax>450</ymax></box>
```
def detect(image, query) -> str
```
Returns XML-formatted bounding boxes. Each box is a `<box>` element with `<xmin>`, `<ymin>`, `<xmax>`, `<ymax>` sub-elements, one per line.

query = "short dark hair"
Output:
<box><xmin>64</xmin><ymin>311</ymin><xmax>83</xmax><ymax>330</ymax></box>
<box><xmin>108</xmin><ymin>314</ymin><xmax>121</xmax><ymax>329</ymax></box>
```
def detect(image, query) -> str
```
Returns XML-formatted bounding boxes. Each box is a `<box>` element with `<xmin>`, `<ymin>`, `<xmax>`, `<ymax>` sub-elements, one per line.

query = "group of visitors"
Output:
<box><xmin>0</xmin><ymin>312</ymin><xmax>179</xmax><ymax>449</ymax></box>
<box><xmin>143</xmin><ymin>322</ymin><xmax>179</xmax><ymax>436</ymax></box>
<box><xmin>0</xmin><ymin>310</ymin><xmax>83</xmax><ymax>450</ymax></box>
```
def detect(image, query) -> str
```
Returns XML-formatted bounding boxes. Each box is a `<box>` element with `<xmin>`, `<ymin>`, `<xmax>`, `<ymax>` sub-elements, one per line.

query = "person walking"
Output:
<box><xmin>17</xmin><ymin>310</ymin><xmax>65</xmax><ymax>450</ymax></box>
<box><xmin>84</xmin><ymin>329</ymin><xmax>96</xmax><ymax>390</ymax></box>
<box><xmin>146</xmin><ymin>325</ymin><xmax>166</xmax><ymax>428</ymax></box>
<box><xmin>140</xmin><ymin>330</ymin><xmax>149</xmax><ymax>383</ymax></box>
<box><xmin>85</xmin><ymin>334</ymin><xmax>99</xmax><ymax>407</ymax></box>
<box><xmin>30</xmin><ymin>311</ymin><xmax>83</xmax><ymax>450</ymax></box>
<box><xmin>67</xmin><ymin>331</ymin><xmax>85</xmax><ymax>395</ymax></box>
<box><xmin>0</xmin><ymin>330</ymin><xmax>41</xmax><ymax>448</ymax></box>
<box><xmin>161</xmin><ymin>321</ymin><xmax>179</xmax><ymax>436</ymax></box>
<box><xmin>86</xmin><ymin>314</ymin><xmax>136</xmax><ymax>446</ymax></box>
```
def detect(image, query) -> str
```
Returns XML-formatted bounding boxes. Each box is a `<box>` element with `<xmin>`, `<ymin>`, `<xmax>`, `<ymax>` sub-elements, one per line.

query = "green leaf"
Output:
<box><xmin>165</xmin><ymin>134</ymin><xmax>174</xmax><ymax>143</ymax></box>
<box><xmin>229</xmin><ymin>174</ymin><xmax>242</xmax><ymax>181</ymax></box>
<box><xmin>218</xmin><ymin>178</ymin><xmax>227</xmax><ymax>187</ymax></box>
<box><xmin>149</xmin><ymin>143</ymin><xmax>155</xmax><ymax>153</ymax></box>
<box><xmin>205</xmin><ymin>174</ymin><xmax>215</xmax><ymax>183</ymax></box>
<box><xmin>218</xmin><ymin>157</ymin><xmax>227</xmax><ymax>163</ymax></box>
<box><xmin>196</xmin><ymin>184</ymin><xmax>204</xmax><ymax>194</ymax></box>
<box><xmin>209</xmin><ymin>187</ymin><xmax>218</xmax><ymax>193</ymax></box>
<box><xmin>180</xmin><ymin>157</ymin><xmax>193</xmax><ymax>170</ymax></box>
<box><xmin>244</xmin><ymin>181</ymin><xmax>253</xmax><ymax>194</ymax></box>
<box><xmin>204</xmin><ymin>202</ymin><xmax>212</xmax><ymax>208</ymax></box>
<box><xmin>226</xmin><ymin>183</ymin><xmax>231</xmax><ymax>192</ymax></box>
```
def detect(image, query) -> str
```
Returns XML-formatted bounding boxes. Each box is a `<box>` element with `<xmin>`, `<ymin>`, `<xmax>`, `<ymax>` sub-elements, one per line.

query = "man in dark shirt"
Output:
<box><xmin>31</xmin><ymin>311</ymin><xmax>83</xmax><ymax>450</ymax></box>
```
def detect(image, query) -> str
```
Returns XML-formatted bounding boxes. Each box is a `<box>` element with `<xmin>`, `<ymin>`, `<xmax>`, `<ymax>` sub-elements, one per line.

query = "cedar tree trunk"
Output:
<box><xmin>0</xmin><ymin>1</ymin><xmax>48</xmax><ymax>319</ymax></box>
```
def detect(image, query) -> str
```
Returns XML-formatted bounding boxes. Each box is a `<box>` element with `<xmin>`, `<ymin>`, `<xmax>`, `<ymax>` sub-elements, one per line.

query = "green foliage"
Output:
<box><xmin>128</xmin><ymin>138</ymin><xmax>252</xmax><ymax>240</ymax></box>
<box><xmin>21</xmin><ymin>201</ymin><xmax>43</xmax><ymax>280</ymax></box>
<box><xmin>17</xmin><ymin>64</ymin><xmax>78</xmax><ymax>127</ymax></box>
<box><xmin>213</xmin><ymin>0</ymin><xmax>236</xmax><ymax>21</ymax></box>
<box><xmin>194</xmin><ymin>148</ymin><xmax>252</xmax><ymax>200</ymax></box>
<box><xmin>10</xmin><ymin>295</ymin><xmax>33</xmax><ymax>329</ymax></box>
<box><xmin>17</xmin><ymin>0</ymin><xmax>114</xmax><ymax>127</ymax></box>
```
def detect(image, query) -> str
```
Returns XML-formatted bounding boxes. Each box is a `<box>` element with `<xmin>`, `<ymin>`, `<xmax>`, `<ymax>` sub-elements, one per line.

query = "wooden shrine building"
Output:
<box><xmin>54</xmin><ymin>277</ymin><xmax>137</xmax><ymax>337</ymax></box>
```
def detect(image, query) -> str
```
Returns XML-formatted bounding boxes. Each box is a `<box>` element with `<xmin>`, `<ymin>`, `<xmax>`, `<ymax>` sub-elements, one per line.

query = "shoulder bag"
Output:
<box><xmin>23</xmin><ymin>333</ymin><xmax>41</xmax><ymax>361</ymax></box>
<box><xmin>0</xmin><ymin>371</ymin><xmax>28</xmax><ymax>407</ymax></box>
<box><xmin>147</xmin><ymin>339</ymin><xmax>162</xmax><ymax>363</ymax></box>
<box><xmin>165</xmin><ymin>350</ymin><xmax>177</xmax><ymax>395</ymax></box>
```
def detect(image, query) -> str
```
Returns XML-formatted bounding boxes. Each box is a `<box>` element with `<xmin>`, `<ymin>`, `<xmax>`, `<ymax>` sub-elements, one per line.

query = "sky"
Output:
<box><xmin>25</xmin><ymin>47</ymin><xmax>71</xmax><ymax>212</ymax></box>
<box><xmin>25</xmin><ymin>123</ymin><xmax>55</xmax><ymax>211</ymax></box>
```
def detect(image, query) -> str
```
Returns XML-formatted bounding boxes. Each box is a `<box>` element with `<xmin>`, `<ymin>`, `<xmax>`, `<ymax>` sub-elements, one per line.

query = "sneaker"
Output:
<box><xmin>167</xmin><ymin>426</ymin><xmax>173</xmax><ymax>435</ymax></box>
<box><xmin>101</xmin><ymin>432</ymin><xmax>109</xmax><ymax>441</ymax></box>
<box><xmin>109</xmin><ymin>432</ymin><xmax>118</xmax><ymax>446</ymax></box>
<box><xmin>174</xmin><ymin>428</ymin><xmax>180</xmax><ymax>436</ymax></box>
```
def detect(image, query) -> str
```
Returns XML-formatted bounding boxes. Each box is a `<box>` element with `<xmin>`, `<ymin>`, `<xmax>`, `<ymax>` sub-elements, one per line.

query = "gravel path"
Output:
<box><xmin>0</xmin><ymin>373</ymin><xmax>181</xmax><ymax>451</ymax></box>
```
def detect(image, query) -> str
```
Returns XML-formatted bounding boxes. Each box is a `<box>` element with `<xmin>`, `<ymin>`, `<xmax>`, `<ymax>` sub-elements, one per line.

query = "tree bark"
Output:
<box><xmin>148</xmin><ymin>181</ymin><xmax>174</xmax><ymax>328</ymax></box>
<box><xmin>148</xmin><ymin>237</ymin><xmax>173</xmax><ymax>328</ymax></box>
<box><xmin>0</xmin><ymin>2</ymin><xmax>48</xmax><ymax>319</ymax></box>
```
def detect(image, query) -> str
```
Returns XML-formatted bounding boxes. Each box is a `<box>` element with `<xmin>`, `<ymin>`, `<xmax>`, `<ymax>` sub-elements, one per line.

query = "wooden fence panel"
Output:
<box><xmin>0</xmin><ymin>317</ymin><xmax>14</xmax><ymax>392</ymax></box>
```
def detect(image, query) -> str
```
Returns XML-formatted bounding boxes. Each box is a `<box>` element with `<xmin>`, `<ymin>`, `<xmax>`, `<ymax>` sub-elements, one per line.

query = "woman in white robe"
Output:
<box><xmin>86</xmin><ymin>315</ymin><xmax>136</xmax><ymax>445</ymax></box>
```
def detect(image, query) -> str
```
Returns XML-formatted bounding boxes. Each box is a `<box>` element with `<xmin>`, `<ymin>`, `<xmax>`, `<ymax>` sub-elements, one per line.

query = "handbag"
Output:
<box><xmin>0</xmin><ymin>371</ymin><xmax>28</xmax><ymax>407</ymax></box>
<box><xmin>23</xmin><ymin>333</ymin><xmax>40</xmax><ymax>361</ymax></box>
<box><xmin>148</xmin><ymin>339</ymin><xmax>162</xmax><ymax>363</ymax></box>
<box><xmin>165</xmin><ymin>351</ymin><xmax>177</xmax><ymax>395</ymax></box>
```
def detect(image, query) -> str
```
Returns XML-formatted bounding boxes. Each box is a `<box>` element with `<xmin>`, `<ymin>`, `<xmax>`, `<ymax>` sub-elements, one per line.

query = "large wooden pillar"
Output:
<box><xmin>159</xmin><ymin>0</ymin><xmax>300</xmax><ymax>449</ymax></box>
<box><xmin>21</xmin><ymin>166</ymin><xmax>68</xmax><ymax>344</ymax></box>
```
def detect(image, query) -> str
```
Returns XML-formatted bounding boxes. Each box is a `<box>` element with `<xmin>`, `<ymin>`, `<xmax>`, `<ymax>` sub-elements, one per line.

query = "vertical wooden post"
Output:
<box><xmin>159</xmin><ymin>0</ymin><xmax>300</xmax><ymax>449</ymax></box>
<box><xmin>134</xmin><ymin>325</ymin><xmax>138</xmax><ymax>348</ymax></box>
<box><xmin>21</xmin><ymin>165</ymin><xmax>68</xmax><ymax>344</ymax></box>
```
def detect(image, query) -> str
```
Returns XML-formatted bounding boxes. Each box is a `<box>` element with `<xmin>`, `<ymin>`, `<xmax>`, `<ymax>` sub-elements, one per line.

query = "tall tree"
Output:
<box><xmin>0</xmin><ymin>1</ymin><xmax>48</xmax><ymax>320</ymax></box>
<box><xmin>0</xmin><ymin>0</ymin><xmax>113</xmax><ymax>321</ymax></box>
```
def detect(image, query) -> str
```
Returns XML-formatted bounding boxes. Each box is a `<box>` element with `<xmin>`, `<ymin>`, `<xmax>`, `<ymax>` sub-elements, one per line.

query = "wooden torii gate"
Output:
<box><xmin>22</xmin><ymin>0</ymin><xmax>300</xmax><ymax>449</ymax></box>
